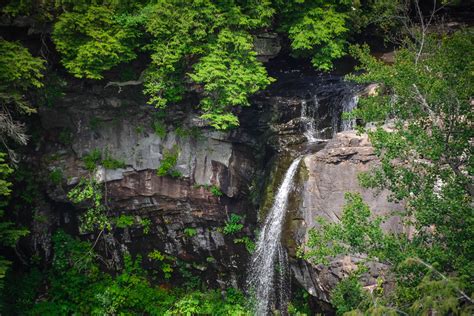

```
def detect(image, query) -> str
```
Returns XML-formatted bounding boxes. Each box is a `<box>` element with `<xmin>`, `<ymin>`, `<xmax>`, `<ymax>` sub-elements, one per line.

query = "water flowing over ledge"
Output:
<box><xmin>247</xmin><ymin>157</ymin><xmax>302</xmax><ymax>315</ymax></box>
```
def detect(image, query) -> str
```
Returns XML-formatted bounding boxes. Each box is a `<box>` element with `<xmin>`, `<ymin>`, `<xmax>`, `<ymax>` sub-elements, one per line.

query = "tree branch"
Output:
<box><xmin>104</xmin><ymin>79</ymin><xmax>144</xmax><ymax>93</ymax></box>
<box><xmin>410</xmin><ymin>257</ymin><xmax>474</xmax><ymax>304</ymax></box>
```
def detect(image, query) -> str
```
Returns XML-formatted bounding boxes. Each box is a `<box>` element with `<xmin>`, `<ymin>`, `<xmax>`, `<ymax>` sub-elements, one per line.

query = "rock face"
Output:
<box><xmin>284</xmin><ymin>131</ymin><xmax>403</xmax><ymax>303</ymax></box>
<box><xmin>24</xmin><ymin>58</ymin><xmax>403</xmax><ymax>311</ymax></box>
<box><xmin>35</xmin><ymin>81</ymin><xmax>261</xmax><ymax>288</ymax></box>
<box><xmin>254</xmin><ymin>32</ymin><xmax>281</xmax><ymax>62</ymax></box>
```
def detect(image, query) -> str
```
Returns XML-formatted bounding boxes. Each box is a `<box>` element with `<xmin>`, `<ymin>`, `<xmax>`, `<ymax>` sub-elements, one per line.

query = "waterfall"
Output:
<box><xmin>247</xmin><ymin>157</ymin><xmax>301</xmax><ymax>315</ymax></box>
<box><xmin>341</xmin><ymin>95</ymin><xmax>358</xmax><ymax>131</ymax></box>
<box><xmin>246</xmin><ymin>79</ymin><xmax>355</xmax><ymax>314</ymax></box>
<box><xmin>301</xmin><ymin>99</ymin><xmax>318</xmax><ymax>142</ymax></box>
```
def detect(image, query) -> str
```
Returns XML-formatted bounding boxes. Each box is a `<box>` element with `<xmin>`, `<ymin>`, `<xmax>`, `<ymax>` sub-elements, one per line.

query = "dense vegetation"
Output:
<box><xmin>0</xmin><ymin>0</ymin><xmax>473</xmax><ymax>315</ymax></box>
<box><xmin>3</xmin><ymin>230</ymin><xmax>250</xmax><ymax>315</ymax></box>
<box><xmin>303</xmin><ymin>27</ymin><xmax>474</xmax><ymax>315</ymax></box>
<box><xmin>2</xmin><ymin>0</ymin><xmax>399</xmax><ymax>130</ymax></box>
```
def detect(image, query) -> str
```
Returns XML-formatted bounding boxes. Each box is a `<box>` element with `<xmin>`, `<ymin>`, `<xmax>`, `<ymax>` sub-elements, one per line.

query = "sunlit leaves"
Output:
<box><xmin>52</xmin><ymin>5</ymin><xmax>140</xmax><ymax>79</ymax></box>
<box><xmin>189</xmin><ymin>29</ymin><xmax>274</xmax><ymax>129</ymax></box>
<box><xmin>288</xmin><ymin>7</ymin><xmax>348</xmax><ymax>70</ymax></box>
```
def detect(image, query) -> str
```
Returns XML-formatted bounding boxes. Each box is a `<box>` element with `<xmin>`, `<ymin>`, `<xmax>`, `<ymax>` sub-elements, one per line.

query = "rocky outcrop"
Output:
<box><xmin>34</xmin><ymin>81</ymin><xmax>261</xmax><ymax>288</ymax></box>
<box><xmin>285</xmin><ymin>131</ymin><xmax>403</xmax><ymax>303</ymax></box>
<box><xmin>24</xmin><ymin>59</ymin><xmax>399</xmax><ymax>309</ymax></box>
<box><xmin>254</xmin><ymin>32</ymin><xmax>281</xmax><ymax>62</ymax></box>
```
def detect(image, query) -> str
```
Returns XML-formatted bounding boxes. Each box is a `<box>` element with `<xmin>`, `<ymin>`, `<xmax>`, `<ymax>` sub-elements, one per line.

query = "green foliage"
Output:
<box><xmin>2</xmin><ymin>268</ymin><xmax>42</xmax><ymax>313</ymax></box>
<box><xmin>3</xmin><ymin>230</ymin><xmax>250</xmax><ymax>314</ymax></box>
<box><xmin>330</xmin><ymin>273</ymin><xmax>367</xmax><ymax>315</ymax></box>
<box><xmin>0</xmin><ymin>38</ymin><xmax>45</xmax><ymax>148</ymax></box>
<box><xmin>82</xmin><ymin>149</ymin><xmax>102</xmax><ymax>171</ymax></box>
<box><xmin>183</xmin><ymin>227</ymin><xmax>197</xmax><ymax>238</ymax></box>
<box><xmin>148</xmin><ymin>250</ymin><xmax>175</xmax><ymax>279</ymax></box>
<box><xmin>115</xmin><ymin>214</ymin><xmax>134</xmax><ymax>228</ymax></box>
<box><xmin>52</xmin><ymin>5</ymin><xmax>140</xmax><ymax>79</ymax></box>
<box><xmin>49</xmin><ymin>168</ymin><xmax>63</xmax><ymax>185</ymax></box>
<box><xmin>67</xmin><ymin>177</ymin><xmax>110</xmax><ymax>232</ymax></box>
<box><xmin>38</xmin><ymin>72</ymin><xmax>66</xmax><ymax>108</ymax></box>
<box><xmin>304</xmin><ymin>29</ymin><xmax>474</xmax><ymax>314</ymax></box>
<box><xmin>223</xmin><ymin>213</ymin><xmax>244</xmax><ymax>235</ymax></box>
<box><xmin>0</xmin><ymin>153</ymin><xmax>29</xmax><ymax>292</ymax></box>
<box><xmin>287</xmin><ymin>288</ymin><xmax>311</xmax><ymax>316</ymax></box>
<box><xmin>138</xmin><ymin>218</ymin><xmax>152</xmax><ymax>234</ymax></box>
<box><xmin>210</xmin><ymin>185</ymin><xmax>223</xmax><ymax>197</ymax></box>
<box><xmin>152</xmin><ymin>119</ymin><xmax>166</xmax><ymax>138</ymax></box>
<box><xmin>11</xmin><ymin>167</ymin><xmax>41</xmax><ymax>206</ymax></box>
<box><xmin>102</xmin><ymin>152</ymin><xmax>126</xmax><ymax>169</ymax></box>
<box><xmin>83</xmin><ymin>149</ymin><xmax>126</xmax><ymax>171</ymax></box>
<box><xmin>0</xmin><ymin>39</ymin><xmax>44</xmax><ymax>98</ymax></box>
<box><xmin>233</xmin><ymin>236</ymin><xmax>256</xmax><ymax>253</ymax></box>
<box><xmin>5</xmin><ymin>1</ymin><xmax>404</xmax><ymax>131</ymax></box>
<box><xmin>189</xmin><ymin>29</ymin><xmax>274</xmax><ymax>129</ymax></box>
<box><xmin>167</xmin><ymin>288</ymin><xmax>249</xmax><ymax>315</ymax></box>
<box><xmin>302</xmin><ymin>193</ymin><xmax>384</xmax><ymax>265</ymax></box>
<box><xmin>157</xmin><ymin>146</ymin><xmax>181</xmax><ymax>178</ymax></box>
<box><xmin>135</xmin><ymin>125</ymin><xmax>144</xmax><ymax>134</ymax></box>
<box><xmin>276</xmin><ymin>0</ymin><xmax>401</xmax><ymax>71</ymax></box>
<box><xmin>286</xmin><ymin>6</ymin><xmax>348</xmax><ymax>70</ymax></box>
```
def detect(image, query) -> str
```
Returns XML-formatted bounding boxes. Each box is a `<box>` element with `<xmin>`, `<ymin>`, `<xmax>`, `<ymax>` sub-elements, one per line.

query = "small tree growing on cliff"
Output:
<box><xmin>0</xmin><ymin>39</ymin><xmax>45</xmax><ymax>161</ymax></box>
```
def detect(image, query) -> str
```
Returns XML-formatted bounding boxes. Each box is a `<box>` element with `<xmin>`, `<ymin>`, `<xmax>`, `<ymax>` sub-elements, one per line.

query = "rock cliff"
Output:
<box><xmin>21</xmin><ymin>57</ymin><xmax>403</xmax><ymax>309</ymax></box>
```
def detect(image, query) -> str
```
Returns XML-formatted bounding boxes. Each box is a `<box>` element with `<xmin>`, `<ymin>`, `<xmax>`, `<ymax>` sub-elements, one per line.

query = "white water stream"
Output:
<box><xmin>341</xmin><ymin>95</ymin><xmax>359</xmax><ymax>131</ymax></box>
<box><xmin>301</xmin><ymin>99</ymin><xmax>318</xmax><ymax>143</ymax></box>
<box><xmin>247</xmin><ymin>88</ymin><xmax>358</xmax><ymax>315</ymax></box>
<box><xmin>247</xmin><ymin>157</ymin><xmax>301</xmax><ymax>315</ymax></box>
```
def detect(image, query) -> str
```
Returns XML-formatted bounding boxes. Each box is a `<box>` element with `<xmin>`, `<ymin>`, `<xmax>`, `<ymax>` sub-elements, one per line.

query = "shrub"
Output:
<box><xmin>157</xmin><ymin>147</ymin><xmax>180</xmax><ymax>178</ymax></box>
<box><xmin>233</xmin><ymin>236</ymin><xmax>255</xmax><ymax>253</ymax></box>
<box><xmin>152</xmin><ymin>120</ymin><xmax>166</xmax><ymax>138</ymax></box>
<box><xmin>223</xmin><ymin>214</ymin><xmax>244</xmax><ymax>235</ymax></box>
<box><xmin>115</xmin><ymin>215</ymin><xmax>134</xmax><ymax>228</ymax></box>
<box><xmin>82</xmin><ymin>149</ymin><xmax>102</xmax><ymax>171</ymax></box>
<box><xmin>210</xmin><ymin>185</ymin><xmax>223</xmax><ymax>197</ymax></box>
<box><xmin>49</xmin><ymin>168</ymin><xmax>63</xmax><ymax>185</ymax></box>
<box><xmin>184</xmin><ymin>227</ymin><xmax>197</xmax><ymax>238</ymax></box>
<box><xmin>330</xmin><ymin>274</ymin><xmax>367</xmax><ymax>315</ymax></box>
<box><xmin>102</xmin><ymin>152</ymin><xmax>126</xmax><ymax>169</ymax></box>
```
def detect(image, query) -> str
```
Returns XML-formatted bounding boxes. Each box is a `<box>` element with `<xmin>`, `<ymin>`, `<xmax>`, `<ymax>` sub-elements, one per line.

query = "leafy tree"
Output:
<box><xmin>52</xmin><ymin>5</ymin><xmax>141</xmax><ymax>79</ymax></box>
<box><xmin>0</xmin><ymin>153</ymin><xmax>29</xmax><ymax>292</ymax></box>
<box><xmin>303</xmin><ymin>29</ymin><xmax>474</xmax><ymax>314</ymax></box>
<box><xmin>275</xmin><ymin>0</ymin><xmax>402</xmax><ymax>70</ymax></box>
<box><xmin>5</xmin><ymin>0</ymin><xmax>405</xmax><ymax>129</ymax></box>
<box><xmin>0</xmin><ymin>39</ymin><xmax>45</xmax><ymax>160</ymax></box>
<box><xmin>189</xmin><ymin>29</ymin><xmax>274</xmax><ymax>129</ymax></box>
<box><xmin>142</xmin><ymin>0</ymin><xmax>274</xmax><ymax>129</ymax></box>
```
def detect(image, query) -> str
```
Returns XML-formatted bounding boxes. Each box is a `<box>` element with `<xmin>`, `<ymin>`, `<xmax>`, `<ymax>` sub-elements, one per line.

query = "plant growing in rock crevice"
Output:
<box><xmin>148</xmin><ymin>250</ymin><xmax>176</xmax><ymax>279</ymax></box>
<box><xmin>67</xmin><ymin>177</ymin><xmax>111</xmax><ymax>233</ymax></box>
<box><xmin>82</xmin><ymin>149</ymin><xmax>126</xmax><ymax>171</ymax></box>
<box><xmin>183</xmin><ymin>227</ymin><xmax>197</xmax><ymax>238</ymax></box>
<box><xmin>157</xmin><ymin>146</ymin><xmax>181</xmax><ymax>178</ymax></box>
<box><xmin>233</xmin><ymin>236</ymin><xmax>256</xmax><ymax>253</ymax></box>
<box><xmin>223</xmin><ymin>213</ymin><xmax>244</xmax><ymax>235</ymax></box>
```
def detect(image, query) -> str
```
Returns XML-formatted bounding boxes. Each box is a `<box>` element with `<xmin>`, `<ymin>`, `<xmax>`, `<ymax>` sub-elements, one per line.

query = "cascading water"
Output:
<box><xmin>301</xmin><ymin>98</ymin><xmax>318</xmax><ymax>143</ymax></box>
<box><xmin>341</xmin><ymin>95</ymin><xmax>359</xmax><ymax>131</ymax></box>
<box><xmin>247</xmin><ymin>72</ymin><xmax>358</xmax><ymax>315</ymax></box>
<box><xmin>247</xmin><ymin>157</ymin><xmax>302</xmax><ymax>315</ymax></box>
